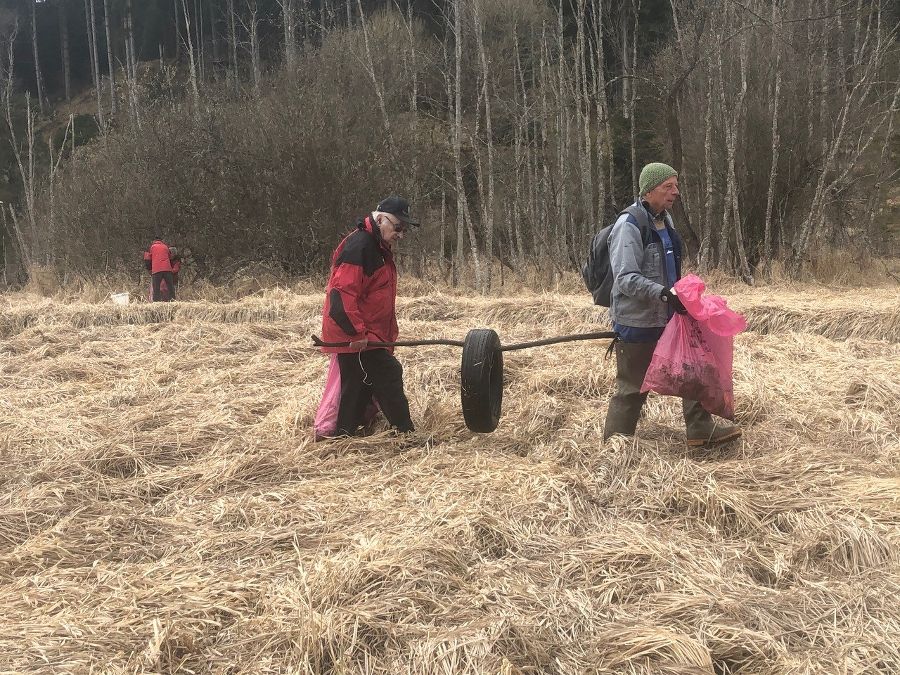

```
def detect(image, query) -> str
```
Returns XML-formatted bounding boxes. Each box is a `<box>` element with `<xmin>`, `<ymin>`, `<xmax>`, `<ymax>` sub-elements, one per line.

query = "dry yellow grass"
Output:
<box><xmin>0</xmin><ymin>281</ymin><xmax>898</xmax><ymax>673</ymax></box>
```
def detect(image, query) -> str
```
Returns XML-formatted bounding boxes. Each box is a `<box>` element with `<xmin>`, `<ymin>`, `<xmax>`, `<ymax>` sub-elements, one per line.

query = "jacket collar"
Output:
<box><xmin>358</xmin><ymin>216</ymin><xmax>392</xmax><ymax>256</ymax></box>
<box><xmin>638</xmin><ymin>199</ymin><xmax>668</xmax><ymax>223</ymax></box>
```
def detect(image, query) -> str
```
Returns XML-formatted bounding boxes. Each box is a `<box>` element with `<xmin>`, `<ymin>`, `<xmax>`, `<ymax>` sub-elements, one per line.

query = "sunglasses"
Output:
<box><xmin>387</xmin><ymin>218</ymin><xmax>406</xmax><ymax>233</ymax></box>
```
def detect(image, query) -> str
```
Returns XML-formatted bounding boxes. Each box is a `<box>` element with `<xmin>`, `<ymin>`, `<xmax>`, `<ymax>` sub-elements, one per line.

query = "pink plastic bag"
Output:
<box><xmin>640</xmin><ymin>275</ymin><xmax>746</xmax><ymax>420</ymax></box>
<box><xmin>313</xmin><ymin>355</ymin><xmax>380</xmax><ymax>439</ymax></box>
<box><xmin>672</xmin><ymin>274</ymin><xmax>747</xmax><ymax>337</ymax></box>
<box><xmin>314</xmin><ymin>355</ymin><xmax>343</xmax><ymax>439</ymax></box>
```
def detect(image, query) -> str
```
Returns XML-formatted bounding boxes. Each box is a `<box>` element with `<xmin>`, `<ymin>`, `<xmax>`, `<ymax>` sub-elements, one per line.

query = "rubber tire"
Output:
<box><xmin>460</xmin><ymin>328</ymin><xmax>504</xmax><ymax>432</ymax></box>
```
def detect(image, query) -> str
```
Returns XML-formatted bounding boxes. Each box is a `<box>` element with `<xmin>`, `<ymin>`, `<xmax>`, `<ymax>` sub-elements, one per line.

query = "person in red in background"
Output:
<box><xmin>164</xmin><ymin>247</ymin><xmax>182</xmax><ymax>300</ymax></box>
<box><xmin>143</xmin><ymin>237</ymin><xmax>176</xmax><ymax>302</ymax></box>
<box><xmin>320</xmin><ymin>196</ymin><xmax>419</xmax><ymax>436</ymax></box>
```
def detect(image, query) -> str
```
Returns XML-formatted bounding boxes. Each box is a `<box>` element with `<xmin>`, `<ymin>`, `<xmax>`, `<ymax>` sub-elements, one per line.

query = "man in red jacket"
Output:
<box><xmin>143</xmin><ymin>238</ymin><xmax>176</xmax><ymax>302</ymax></box>
<box><xmin>320</xmin><ymin>196</ymin><xmax>419</xmax><ymax>436</ymax></box>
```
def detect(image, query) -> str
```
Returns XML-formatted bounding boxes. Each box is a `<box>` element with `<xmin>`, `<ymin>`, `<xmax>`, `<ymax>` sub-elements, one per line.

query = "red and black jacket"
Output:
<box><xmin>320</xmin><ymin>216</ymin><xmax>398</xmax><ymax>354</ymax></box>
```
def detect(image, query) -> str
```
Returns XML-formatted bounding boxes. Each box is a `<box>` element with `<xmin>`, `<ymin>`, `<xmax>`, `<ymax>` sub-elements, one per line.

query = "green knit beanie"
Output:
<box><xmin>639</xmin><ymin>162</ymin><xmax>678</xmax><ymax>195</ymax></box>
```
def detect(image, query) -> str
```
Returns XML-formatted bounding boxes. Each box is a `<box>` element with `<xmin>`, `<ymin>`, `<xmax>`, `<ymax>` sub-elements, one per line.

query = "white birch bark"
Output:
<box><xmin>180</xmin><ymin>0</ymin><xmax>201</xmax><ymax>109</ymax></box>
<box><xmin>60</xmin><ymin>0</ymin><xmax>71</xmax><ymax>101</ymax></box>
<box><xmin>590</xmin><ymin>0</ymin><xmax>612</xmax><ymax>221</ymax></box>
<box><xmin>355</xmin><ymin>0</ymin><xmax>392</xmax><ymax>143</ymax></box>
<box><xmin>628</xmin><ymin>0</ymin><xmax>640</xmax><ymax>197</ymax></box>
<box><xmin>102</xmin><ymin>0</ymin><xmax>116</xmax><ymax>116</ymax></box>
<box><xmin>88</xmin><ymin>0</ymin><xmax>104</xmax><ymax>127</ymax></box>
<box><xmin>472</xmin><ymin>0</ymin><xmax>494</xmax><ymax>291</ymax></box>
<box><xmin>763</xmin><ymin>0</ymin><xmax>782</xmax><ymax>269</ymax></box>
<box><xmin>31</xmin><ymin>1</ymin><xmax>46</xmax><ymax>115</ymax></box>
<box><xmin>575</xmin><ymin>0</ymin><xmax>594</xmax><ymax>236</ymax></box>
<box><xmin>227</xmin><ymin>0</ymin><xmax>238</xmax><ymax>91</ymax></box>
<box><xmin>278</xmin><ymin>0</ymin><xmax>297</xmax><ymax>75</ymax></box>
<box><xmin>699</xmin><ymin>50</ymin><xmax>714</xmax><ymax>274</ymax></box>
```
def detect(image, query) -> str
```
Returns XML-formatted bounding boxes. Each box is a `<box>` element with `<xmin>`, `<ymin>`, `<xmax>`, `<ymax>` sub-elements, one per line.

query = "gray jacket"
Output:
<box><xmin>608</xmin><ymin>201</ymin><xmax>683</xmax><ymax>328</ymax></box>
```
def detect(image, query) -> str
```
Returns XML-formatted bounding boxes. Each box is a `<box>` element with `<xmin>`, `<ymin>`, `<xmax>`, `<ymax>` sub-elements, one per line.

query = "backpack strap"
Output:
<box><xmin>620</xmin><ymin>204</ymin><xmax>656</xmax><ymax>246</ymax></box>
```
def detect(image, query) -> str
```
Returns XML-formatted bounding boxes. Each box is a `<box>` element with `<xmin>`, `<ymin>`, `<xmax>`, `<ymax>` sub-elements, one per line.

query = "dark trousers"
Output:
<box><xmin>603</xmin><ymin>339</ymin><xmax>711</xmax><ymax>440</ymax></box>
<box><xmin>335</xmin><ymin>349</ymin><xmax>414</xmax><ymax>436</ymax></box>
<box><xmin>151</xmin><ymin>271</ymin><xmax>176</xmax><ymax>302</ymax></box>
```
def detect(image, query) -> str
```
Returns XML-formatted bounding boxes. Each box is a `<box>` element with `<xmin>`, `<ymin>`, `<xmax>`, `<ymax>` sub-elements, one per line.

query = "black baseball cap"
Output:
<box><xmin>377</xmin><ymin>195</ymin><xmax>420</xmax><ymax>227</ymax></box>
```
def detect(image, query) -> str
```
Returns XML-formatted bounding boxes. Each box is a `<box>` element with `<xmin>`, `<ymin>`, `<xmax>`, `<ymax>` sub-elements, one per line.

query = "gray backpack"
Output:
<box><xmin>581</xmin><ymin>205</ymin><xmax>654</xmax><ymax>307</ymax></box>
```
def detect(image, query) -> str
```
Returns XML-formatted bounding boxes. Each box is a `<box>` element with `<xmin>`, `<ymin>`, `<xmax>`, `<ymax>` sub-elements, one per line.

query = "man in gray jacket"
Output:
<box><xmin>604</xmin><ymin>162</ymin><xmax>742</xmax><ymax>447</ymax></box>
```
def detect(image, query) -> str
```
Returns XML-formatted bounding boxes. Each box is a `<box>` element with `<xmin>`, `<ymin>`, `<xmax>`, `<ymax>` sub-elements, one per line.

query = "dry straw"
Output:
<box><xmin>0</xmin><ymin>284</ymin><xmax>898</xmax><ymax>673</ymax></box>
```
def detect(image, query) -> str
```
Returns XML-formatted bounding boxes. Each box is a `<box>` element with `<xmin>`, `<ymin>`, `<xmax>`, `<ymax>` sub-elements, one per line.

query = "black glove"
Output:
<box><xmin>660</xmin><ymin>287</ymin><xmax>688</xmax><ymax>314</ymax></box>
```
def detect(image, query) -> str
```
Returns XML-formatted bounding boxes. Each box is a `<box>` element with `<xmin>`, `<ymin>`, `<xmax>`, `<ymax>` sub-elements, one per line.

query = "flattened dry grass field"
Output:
<box><xmin>0</xmin><ymin>280</ymin><xmax>898</xmax><ymax>673</ymax></box>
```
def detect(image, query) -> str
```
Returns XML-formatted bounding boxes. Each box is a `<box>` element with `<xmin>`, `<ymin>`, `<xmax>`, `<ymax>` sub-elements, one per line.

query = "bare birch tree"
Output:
<box><xmin>125</xmin><ymin>0</ymin><xmax>137</xmax><ymax>81</ymax></box>
<box><xmin>227</xmin><ymin>0</ymin><xmax>238</xmax><ymax>91</ymax></box>
<box><xmin>31</xmin><ymin>0</ymin><xmax>46</xmax><ymax>115</ymax></box>
<box><xmin>355</xmin><ymin>0</ymin><xmax>393</xmax><ymax>145</ymax></box>
<box><xmin>698</xmin><ymin>48</ymin><xmax>714</xmax><ymax>273</ymax></box>
<box><xmin>3</xmin><ymin>27</ymin><xmax>37</xmax><ymax>266</ymax></box>
<box><xmin>590</xmin><ymin>0</ymin><xmax>612</xmax><ymax>222</ymax></box>
<box><xmin>88</xmin><ymin>0</ymin><xmax>104</xmax><ymax>127</ymax></box>
<box><xmin>627</xmin><ymin>0</ymin><xmax>640</xmax><ymax>196</ymax></box>
<box><xmin>278</xmin><ymin>0</ymin><xmax>297</xmax><ymax>75</ymax></box>
<box><xmin>791</xmin><ymin>1</ymin><xmax>891</xmax><ymax>274</ymax></box>
<box><xmin>102</xmin><ymin>0</ymin><xmax>116</xmax><ymax>116</ymax></box>
<box><xmin>716</xmin><ymin>24</ymin><xmax>752</xmax><ymax>284</ymax></box>
<box><xmin>762</xmin><ymin>0</ymin><xmax>783</xmax><ymax>272</ymax></box>
<box><xmin>180</xmin><ymin>0</ymin><xmax>202</xmax><ymax>109</ymax></box>
<box><xmin>59</xmin><ymin>0</ymin><xmax>71</xmax><ymax>101</ymax></box>
<box><xmin>472</xmin><ymin>0</ymin><xmax>495</xmax><ymax>291</ymax></box>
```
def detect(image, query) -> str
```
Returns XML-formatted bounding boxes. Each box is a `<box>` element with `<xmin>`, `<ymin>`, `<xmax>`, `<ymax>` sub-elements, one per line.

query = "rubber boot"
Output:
<box><xmin>683</xmin><ymin>399</ymin><xmax>742</xmax><ymax>447</ymax></box>
<box><xmin>603</xmin><ymin>341</ymin><xmax>657</xmax><ymax>440</ymax></box>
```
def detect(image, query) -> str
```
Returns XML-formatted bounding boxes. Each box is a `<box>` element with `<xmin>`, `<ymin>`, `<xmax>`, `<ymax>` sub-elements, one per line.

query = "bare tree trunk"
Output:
<box><xmin>590</xmin><ymin>0</ymin><xmax>612</xmax><ymax>221</ymax></box>
<box><xmin>763</xmin><ymin>0</ymin><xmax>782</xmax><ymax>271</ymax></box>
<box><xmin>717</xmin><ymin>28</ymin><xmax>752</xmax><ymax>283</ymax></box>
<box><xmin>227</xmin><ymin>0</ymin><xmax>238</xmax><ymax>91</ymax></box>
<box><xmin>440</xmin><ymin>189</ymin><xmax>447</xmax><ymax>272</ymax></box>
<box><xmin>180</xmin><ymin>0</ymin><xmax>202</xmax><ymax>109</ymax></box>
<box><xmin>172</xmin><ymin>0</ymin><xmax>180</xmax><ymax>59</ymax></box>
<box><xmin>575</xmin><ymin>0</ymin><xmax>594</xmax><ymax>237</ymax></box>
<box><xmin>125</xmin><ymin>0</ymin><xmax>137</xmax><ymax>80</ymax></box>
<box><xmin>4</xmin><ymin>75</ymin><xmax>38</xmax><ymax>266</ymax></box>
<box><xmin>621</xmin><ymin>11</ymin><xmax>629</xmax><ymax>118</ymax></box>
<box><xmin>556</xmin><ymin>0</ymin><xmax>568</xmax><ymax>269</ymax></box>
<box><xmin>628</xmin><ymin>0</ymin><xmax>640</xmax><ymax>197</ymax></box>
<box><xmin>209</xmin><ymin>0</ymin><xmax>220</xmax><ymax>74</ymax></box>
<box><xmin>46</xmin><ymin>115</ymin><xmax>73</xmax><ymax>264</ymax></box>
<box><xmin>88</xmin><ymin>0</ymin><xmax>105</xmax><ymax>127</ymax></box>
<box><xmin>792</xmin><ymin>3</ymin><xmax>885</xmax><ymax>274</ymax></box>
<box><xmin>84</xmin><ymin>0</ymin><xmax>96</xmax><ymax>87</ymax></box>
<box><xmin>59</xmin><ymin>0</ymin><xmax>71</xmax><ymax>101</ymax></box>
<box><xmin>664</xmin><ymin>0</ymin><xmax>706</xmax><ymax>252</ymax></box>
<box><xmin>512</xmin><ymin>25</ymin><xmax>527</xmax><ymax>267</ymax></box>
<box><xmin>699</xmin><ymin>51</ymin><xmax>714</xmax><ymax>274</ymax></box>
<box><xmin>451</xmin><ymin>0</ymin><xmax>479</xmax><ymax>283</ymax></box>
<box><xmin>195</xmin><ymin>0</ymin><xmax>205</xmax><ymax>81</ymax></box>
<box><xmin>124</xmin><ymin>37</ymin><xmax>142</xmax><ymax>128</ymax></box>
<box><xmin>864</xmin><ymin>82</ymin><xmax>900</xmax><ymax>244</ymax></box>
<box><xmin>31</xmin><ymin>1</ymin><xmax>46</xmax><ymax>115</ymax></box>
<box><xmin>356</xmin><ymin>0</ymin><xmax>393</xmax><ymax>145</ymax></box>
<box><xmin>103</xmin><ymin>0</ymin><xmax>116</xmax><ymax>116</ymax></box>
<box><xmin>403</xmin><ymin>0</ymin><xmax>418</xmax><ymax>203</ymax></box>
<box><xmin>280</xmin><ymin>0</ymin><xmax>297</xmax><ymax>75</ymax></box>
<box><xmin>804</xmin><ymin>0</ymin><xmax>816</xmax><ymax>147</ymax></box>
<box><xmin>538</xmin><ymin>22</ymin><xmax>553</xmax><ymax>266</ymax></box>
<box><xmin>473</xmin><ymin>0</ymin><xmax>494</xmax><ymax>291</ymax></box>
<box><xmin>731</xmin><ymin>35</ymin><xmax>752</xmax><ymax>283</ymax></box>
<box><xmin>440</xmin><ymin>31</ymin><xmax>457</xmax><ymax>283</ymax></box>
<box><xmin>248</xmin><ymin>3</ymin><xmax>261</xmax><ymax>96</ymax></box>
